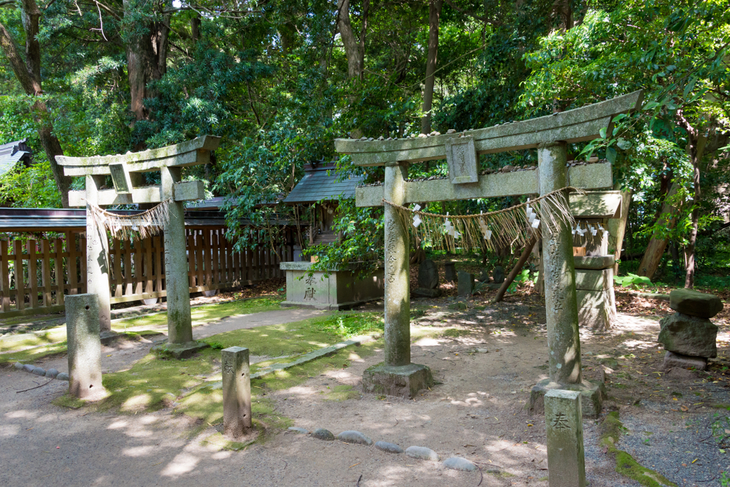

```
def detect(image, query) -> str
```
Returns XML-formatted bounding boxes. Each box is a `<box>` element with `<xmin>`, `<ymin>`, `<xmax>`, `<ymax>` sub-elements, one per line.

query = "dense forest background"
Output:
<box><xmin>0</xmin><ymin>0</ymin><xmax>728</xmax><ymax>288</ymax></box>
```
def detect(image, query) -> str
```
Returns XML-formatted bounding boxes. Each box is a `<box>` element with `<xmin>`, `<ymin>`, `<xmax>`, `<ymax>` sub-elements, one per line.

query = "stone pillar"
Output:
<box><xmin>84</xmin><ymin>175</ymin><xmax>111</xmax><ymax>332</ymax></box>
<box><xmin>160</xmin><ymin>166</ymin><xmax>193</xmax><ymax>345</ymax></box>
<box><xmin>66</xmin><ymin>294</ymin><xmax>106</xmax><ymax>400</ymax></box>
<box><xmin>222</xmin><ymin>346</ymin><xmax>252</xmax><ymax>438</ymax></box>
<box><xmin>383</xmin><ymin>163</ymin><xmax>410</xmax><ymax>366</ymax></box>
<box><xmin>538</xmin><ymin>142</ymin><xmax>582</xmax><ymax>385</ymax></box>
<box><xmin>545</xmin><ymin>390</ymin><xmax>586</xmax><ymax>487</ymax></box>
<box><xmin>361</xmin><ymin>163</ymin><xmax>433</xmax><ymax>398</ymax></box>
<box><xmin>529</xmin><ymin>143</ymin><xmax>603</xmax><ymax>418</ymax></box>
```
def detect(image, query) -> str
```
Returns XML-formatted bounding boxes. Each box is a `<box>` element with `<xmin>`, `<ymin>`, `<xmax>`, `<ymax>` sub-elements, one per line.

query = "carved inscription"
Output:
<box><xmin>385</xmin><ymin>216</ymin><xmax>398</xmax><ymax>284</ymax></box>
<box><xmin>445</xmin><ymin>137</ymin><xmax>478</xmax><ymax>184</ymax></box>
<box><xmin>551</xmin><ymin>411</ymin><xmax>570</xmax><ymax>430</ymax></box>
<box><xmin>303</xmin><ymin>275</ymin><xmax>316</xmax><ymax>300</ymax></box>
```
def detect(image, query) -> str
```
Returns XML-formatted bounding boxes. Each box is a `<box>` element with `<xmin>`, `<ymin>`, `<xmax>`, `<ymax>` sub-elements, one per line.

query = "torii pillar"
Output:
<box><xmin>58</xmin><ymin>136</ymin><xmax>220</xmax><ymax>358</ymax></box>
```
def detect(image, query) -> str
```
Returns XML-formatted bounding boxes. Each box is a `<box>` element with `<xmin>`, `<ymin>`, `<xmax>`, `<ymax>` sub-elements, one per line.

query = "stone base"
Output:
<box><xmin>412</xmin><ymin>288</ymin><xmax>441</xmax><ymax>298</ymax></box>
<box><xmin>151</xmin><ymin>340</ymin><xmax>210</xmax><ymax>359</ymax></box>
<box><xmin>528</xmin><ymin>379</ymin><xmax>605</xmax><ymax>418</ymax></box>
<box><xmin>663</xmin><ymin>351</ymin><xmax>707</xmax><ymax>371</ymax></box>
<box><xmin>281</xmin><ymin>296</ymin><xmax>381</xmax><ymax>311</ymax></box>
<box><xmin>362</xmin><ymin>363</ymin><xmax>433</xmax><ymax>399</ymax></box>
<box><xmin>99</xmin><ymin>330</ymin><xmax>123</xmax><ymax>346</ymax></box>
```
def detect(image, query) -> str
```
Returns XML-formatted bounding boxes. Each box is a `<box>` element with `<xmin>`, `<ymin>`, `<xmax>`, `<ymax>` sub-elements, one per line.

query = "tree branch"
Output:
<box><xmin>0</xmin><ymin>20</ymin><xmax>38</xmax><ymax>95</ymax></box>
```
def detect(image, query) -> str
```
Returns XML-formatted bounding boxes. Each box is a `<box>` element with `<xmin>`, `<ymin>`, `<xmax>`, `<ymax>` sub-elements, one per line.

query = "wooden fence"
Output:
<box><xmin>0</xmin><ymin>226</ymin><xmax>293</xmax><ymax>318</ymax></box>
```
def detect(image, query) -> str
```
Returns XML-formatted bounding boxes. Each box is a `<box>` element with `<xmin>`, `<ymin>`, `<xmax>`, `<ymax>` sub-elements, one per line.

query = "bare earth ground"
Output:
<box><xmin>1</xmin><ymin>290</ymin><xmax>729</xmax><ymax>487</ymax></box>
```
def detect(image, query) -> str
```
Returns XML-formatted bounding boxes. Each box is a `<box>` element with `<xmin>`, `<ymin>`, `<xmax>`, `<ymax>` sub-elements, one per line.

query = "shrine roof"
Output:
<box><xmin>0</xmin><ymin>140</ymin><xmax>32</xmax><ymax>177</ymax></box>
<box><xmin>284</xmin><ymin>162</ymin><xmax>364</xmax><ymax>204</ymax></box>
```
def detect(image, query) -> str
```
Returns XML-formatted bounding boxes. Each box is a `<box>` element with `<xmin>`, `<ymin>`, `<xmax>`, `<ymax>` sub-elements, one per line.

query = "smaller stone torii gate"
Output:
<box><xmin>335</xmin><ymin>92</ymin><xmax>642</xmax><ymax>416</ymax></box>
<box><xmin>57</xmin><ymin>136</ymin><xmax>220</xmax><ymax>357</ymax></box>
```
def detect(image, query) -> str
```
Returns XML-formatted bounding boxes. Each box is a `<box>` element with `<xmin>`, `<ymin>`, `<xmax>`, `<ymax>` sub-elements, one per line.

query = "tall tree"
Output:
<box><xmin>0</xmin><ymin>0</ymin><xmax>72</xmax><ymax>207</ymax></box>
<box><xmin>421</xmin><ymin>0</ymin><xmax>442</xmax><ymax>134</ymax></box>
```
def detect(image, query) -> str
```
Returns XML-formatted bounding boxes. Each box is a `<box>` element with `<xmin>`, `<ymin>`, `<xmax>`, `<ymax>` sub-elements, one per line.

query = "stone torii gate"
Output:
<box><xmin>335</xmin><ymin>92</ymin><xmax>642</xmax><ymax>415</ymax></box>
<box><xmin>57</xmin><ymin>136</ymin><xmax>220</xmax><ymax>357</ymax></box>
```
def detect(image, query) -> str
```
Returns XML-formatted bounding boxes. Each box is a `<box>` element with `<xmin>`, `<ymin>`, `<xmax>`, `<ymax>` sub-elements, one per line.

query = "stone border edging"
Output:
<box><xmin>287</xmin><ymin>426</ymin><xmax>479</xmax><ymax>473</ymax></box>
<box><xmin>13</xmin><ymin>362</ymin><xmax>69</xmax><ymax>381</ymax></box>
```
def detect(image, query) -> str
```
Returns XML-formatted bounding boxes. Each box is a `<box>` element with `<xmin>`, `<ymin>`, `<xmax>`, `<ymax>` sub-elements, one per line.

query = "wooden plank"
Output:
<box><xmin>0</xmin><ymin>240</ymin><xmax>9</xmax><ymax>312</ymax></box>
<box><xmin>66</xmin><ymin>232</ymin><xmax>77</xmax><ymax>295</ymax></box>
<box><xmin>28</xmin><ymin>239</ymin><xmax>38</xmax><ymax>309</ymax></box>
<box><xmin>14</xmin><ymin>240</ymin><xmax>24</xmax><ymax>311</ymax></box>
<box><xmin>54</xmin><ymin>238</ymin><xmax>65</xmax><ymax>305</ymax></box>
<box><xmin>203</xmin><ymin>228</ymin><xmax>213</xmax><ymax>289</ymax></box>
<box><xmin>78</xmin><ymin>234</ymin><xmax>87</xmax><ymax>294</ymax></box>
<box><xmin>195</xmin><ymin>230</ymin><xmax>204</xmax><ymax>288</ymax></box>
<box><xmin>144</xmin><ymin>237</ymin><xmax>154</xmax><ymax>297</ymax></box>
<box><xmin>187</xmin><ymin>230</ymin><xmax>196</xmax><ymax>288</ymax></box>
<box><xmin>133</xmin><ymin>239</ymin><xmax>142</xmax><ymax>296</ymax></box>
<box><xmin>112</xmin><ymin>238</ymin><xmax>123</xmax><ymax>299</ymax></box>
<box><xmin>211</xmin><ymin>229</ymin><xmax>220</xmax><ymax>288</ymax></box>
<box><xmin>0</xmin><ymin>304</ymin><xmax>66</xmax><ymax>319</ymax></box>
<box><xmin>122</xmin><ymin>238</ymin><xmax>133</xmax><ymax>298</ymax></box>
<box><xmin>154</xmin><ymin>235</ymin><xmax>163</xmax><ymax>295</ymax></box>
<box><xmin>42</xmin><ymin>239</ymin><xmax>52</xmax><ymax>307</ymax></box>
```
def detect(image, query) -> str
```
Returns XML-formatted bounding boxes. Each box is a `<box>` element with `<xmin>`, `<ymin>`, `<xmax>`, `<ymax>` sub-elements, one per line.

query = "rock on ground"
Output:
<box><xmin>405</xmin><ymin>446</ymin><xmax>439</xmax><ymax>461</ymax></box>
<box><xmin>658</xmin><ymin>313</ymin><xmax>718</xmax><ymax>358</ymax></box>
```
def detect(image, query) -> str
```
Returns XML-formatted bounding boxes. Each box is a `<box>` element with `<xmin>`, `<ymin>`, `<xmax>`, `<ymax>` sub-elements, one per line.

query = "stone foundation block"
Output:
<box><xmin>151</xmin><ymin>339</ymin><xmax>210</xmax><ymax>359</ymax></box>
<box><xmin>362</xmin><ymin>363</ymin><xmax>433</xmax><ymax>398</ymax></box>
<box><xmin>573</xmin><ymin>255</ymin><xmax>614</xmax><ymax>270</ymax></box>
<box><xmin>662</xmin><ymin>351</ymin><xmax>708</xmax><ymax>371</ymax></box>
<box><xmin>528</xmin><ymin>379</ymin><xmax>605</xmax><ymax>419</ymax></box>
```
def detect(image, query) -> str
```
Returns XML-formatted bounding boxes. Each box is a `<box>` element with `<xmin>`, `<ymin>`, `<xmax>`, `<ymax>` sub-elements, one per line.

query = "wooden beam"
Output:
<box><xmin>355</xmin><ymin>162</ymin><xmax>613</xmax><ymax>207</ymax></box>
<box><xmin>68</xmin><ymin>180</ymin><xmax>205</xmax><ymax>207</ymax></box>
<box><xmin>335</xmin><ymin>91</ymin><xmax>642</xmax><ymax>166</ymax></box>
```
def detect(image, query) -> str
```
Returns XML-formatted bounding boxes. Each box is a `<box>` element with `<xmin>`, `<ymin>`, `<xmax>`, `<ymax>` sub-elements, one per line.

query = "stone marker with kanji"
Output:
<box><xmin>545</xmin><ymin>389</ymin><xmax>586</xmax><ymax>487</ymax></box>
<box><xmin>335</xmin><ymin>91</ymin><xmax>642</xmax><ymax>408</ymax></box>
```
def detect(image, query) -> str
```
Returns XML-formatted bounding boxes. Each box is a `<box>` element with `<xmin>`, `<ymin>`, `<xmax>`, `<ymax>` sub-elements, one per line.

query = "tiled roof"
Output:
<box><xmin>284</xmin><ymin>163</ymin><xmax>364</xmax><ymax>204</ymax></box>
<box><xmin>0</xmin><ymin>140</ymin><xmax>32</xmax><ymax>177</ymax></box>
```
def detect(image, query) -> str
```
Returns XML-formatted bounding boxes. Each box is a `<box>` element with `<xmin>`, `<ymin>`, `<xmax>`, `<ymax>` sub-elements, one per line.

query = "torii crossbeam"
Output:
<box><xmin>335</xmin><ymin>91</ymin><xmax>642</xmax><ymax>414</ymax></box>
<box><xmin>57</xmin><ymin>136</ymin><xmax>220</xmax><ymax>357</ymax></box>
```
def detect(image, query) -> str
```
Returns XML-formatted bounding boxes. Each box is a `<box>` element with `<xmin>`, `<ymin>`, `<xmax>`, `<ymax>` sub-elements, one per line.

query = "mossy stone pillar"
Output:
<box><xmin>66</xmin><ymin>293</ymin><xmax>106</xmax><ymax>400</ymax></box>
<box><xmin>84</xmin><ymin>175</ymin><xmax>111</xmax><ymax>332</ymax></box>
<box><xmin>222</xmin><ymin>346</ymin><xmax>253</xmax><ymax>438</ymax></box>
<box><xmin>161</xmin><ymin>166</ymin><xmax>193</xmax><ymax>345</ymax></box>
<box><xmin>539</xmin><ymin>142</ymin><xmax>582</xmax><ymax>384</ymax></box>
<box><xmin>529</xmin><ymin>142</ymin><xmax>604</xmax><ymax>418</ymax></box>
<box><xmin>383</xmin><ymin>163</ymin><xmax>410</xmax><ymax>366</ymax></box>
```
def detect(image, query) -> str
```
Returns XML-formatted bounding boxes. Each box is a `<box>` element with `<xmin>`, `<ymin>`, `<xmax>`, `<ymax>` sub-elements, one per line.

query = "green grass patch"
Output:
<box><xmin>441</xmin><ymin>328</ymin><xmax>470</xmax><ymax>338</ymax></box>
<box><xmin>324</xmin><ymin>384</ymin><xmax>361</xmax><ymax>401</ymax></box>
<box><xmin>0</xmin><ymin>327</ymin><xmax>67</xmax><ymax>353</ymax></box>
<box><xmin>0</xmin><ymin>341</ymin><xmax>68</xmax><ymax>365</ymax></box>
<box><xmin>112</xmin><ymin>297</ymin><xmax>284</xmax><ymax>332</ymax></box>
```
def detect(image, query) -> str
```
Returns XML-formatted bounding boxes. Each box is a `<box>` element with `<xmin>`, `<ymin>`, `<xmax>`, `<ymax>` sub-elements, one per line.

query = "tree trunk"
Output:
<box><xmin>637</xmin><ymin>181</ymin><xmax>683</xmax><ymax>279</ymax></box>
<box><xmin>336</xmin><ymin>0</ymin><xmax>366</xmax><ymax>80</ymax></box>
<box><xmin>493</xmin><ymin>235</ymin><xmax>537</xmax><ymax>303</ymax></box>
<box><xmin>0</xmin><ymin>1</ymin><xmax>71</xmax><ymax>207</ymax></box>
<box><xmin>123</xmin><ymin>1</ymin><xmax>170</xmax><ymax>122</ymax></box>
<box><xmin>421</xmin><ymin>0</ymin><xmax>442</xmax><ymax>134</ymax></box>
<box><xmin>683</xmin><ymin>131</ymin><xmax>708</xmax><ymax>288</ymax></box>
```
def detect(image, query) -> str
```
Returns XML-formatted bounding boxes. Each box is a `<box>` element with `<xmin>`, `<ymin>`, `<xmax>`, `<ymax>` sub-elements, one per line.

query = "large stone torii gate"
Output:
<box><xmin>335</xmin><ymin>91</ymin><xmax>642</xmax><ymax>416</ymax></box>
<box><xmin>57</xmin><ymin>136</ymin><xmax>220</xmax><ymax>357</ymax></box>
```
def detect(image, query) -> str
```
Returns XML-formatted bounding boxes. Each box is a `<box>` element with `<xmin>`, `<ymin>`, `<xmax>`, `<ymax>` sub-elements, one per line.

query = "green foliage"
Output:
<box><xmin>614</xmin><ymin>273</ymin><xmax>653</xmax><ymax>288</ymax></box>
<box><xmin>320</xmin><ymin>312</ymin><xmax>384</xmax><ymax>338</ymax></box>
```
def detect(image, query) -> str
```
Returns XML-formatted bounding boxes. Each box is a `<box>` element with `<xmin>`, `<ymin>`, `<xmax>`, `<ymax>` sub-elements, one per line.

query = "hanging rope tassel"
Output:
<box><xmin>386</xmin><ymin>186</ymin><xmax>582</xmax><ymax>253</ymax></box>
<box><xmin>87</xmin><ymin>199</ymin><xmax>171</xmax><ymax>241</ymax></box>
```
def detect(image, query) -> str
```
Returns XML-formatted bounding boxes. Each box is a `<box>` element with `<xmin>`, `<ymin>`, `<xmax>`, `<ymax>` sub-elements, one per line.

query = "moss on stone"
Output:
<box><xmin>600</xmin><ymin>410</ymin><xmax>677</xmax><ymax>486</ymax></box>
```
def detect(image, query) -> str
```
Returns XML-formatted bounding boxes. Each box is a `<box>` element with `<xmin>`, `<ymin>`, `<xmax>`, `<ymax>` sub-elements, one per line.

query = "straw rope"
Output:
<box><xmin>385</xmin><ymin>186</ymin><xmax>583</xmax><ymax>253</ymax></box>
<box><xmin>88</xmin><ymin>199</ymin><xmax>171</xmax><ymax>240</ymax></box>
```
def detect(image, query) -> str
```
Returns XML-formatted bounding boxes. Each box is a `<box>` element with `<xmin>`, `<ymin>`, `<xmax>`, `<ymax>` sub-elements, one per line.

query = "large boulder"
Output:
<box><xmin>669</xmin><ymin>289</ymin><xmax>723</xmax><ymax>319</ymax></box>
<box><xmin>418</xmin><ymin>259</ymin><xmax>439</xmax><ymax>289</ymax></box>
<box><xmin>658</xmin><ymin>313</ymin><xmax>718</xmax><ymax>358</ymax></box>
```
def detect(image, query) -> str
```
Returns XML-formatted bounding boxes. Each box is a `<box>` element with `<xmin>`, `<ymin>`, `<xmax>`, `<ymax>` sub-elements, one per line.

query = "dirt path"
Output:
<box><xmin>1</xmin><ymin>297</ymin><xmax>728</xmax><ymax>486</ymax></box>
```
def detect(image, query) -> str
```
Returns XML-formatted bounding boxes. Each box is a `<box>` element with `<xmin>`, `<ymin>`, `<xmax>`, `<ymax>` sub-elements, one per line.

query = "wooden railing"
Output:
<box><xmin>0</xmin><ymin>226</ymin><xmax>292</xmax><ymax>318</ymax></box>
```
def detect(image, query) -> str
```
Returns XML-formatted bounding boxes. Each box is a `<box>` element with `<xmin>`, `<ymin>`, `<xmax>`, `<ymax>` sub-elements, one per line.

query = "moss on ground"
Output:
<box><xmin>0</xmin><ymin>327</ymin><xmax>68</xmax><ymax>353</ymax></box>
<box><xmin>51</xmin><ymin>311</ymin><xmax>382</xmax><ymax>450</ymax></box>
<box><xmin>324</xmin><ymin>384</ymin><xmax>361</xmax><ymax>401</ymax></box>
<box><xmin>112</xmin><ymin>297</ymin><xmax>284</xmax><ymax>332</ymax></box>
<box><xmin>441</xmin><ymin>328</ymin><xmax>471</xmax><ymax>338</ymax></box>
<box><xmin>600</xmin><ymin>411</ymin><xmax>677</xmax><ymax>487</ymax></box>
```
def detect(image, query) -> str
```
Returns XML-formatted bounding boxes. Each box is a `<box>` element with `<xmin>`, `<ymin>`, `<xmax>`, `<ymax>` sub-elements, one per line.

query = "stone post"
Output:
<box><xmin>222</xmin><ymin>346</ymin><xmax>252</xmax><ymax>438</ymax></box>
<box><xmin>361</xmin><ymin>164</ymin><xmax>433</xmax><ymax>398</ymax></box>
<box><xmin>538</xmin><ymin>143</ymin><xmax>582</xmax><ymax>385</ymax></box>
<box><xmin>84</xmin><ymin>175</ymin><xmax>111</xmax><ymax>333</ymax></box>
<box><xmin>66</xmin><ymin>294</ymin><xmax>106</xmax><ymax>400</ymax></box>
<box><xmin>160</xmin><ymin>166</ymin><xmax>193</xmax><ymax>345</ymax></box>
<box><xmin>383</xmin><ymin>163</ymin><xmax>410</xmax><ymax>366</ymax></box>
<box><xmin>545</xmin><ymin>390</ymin><xmax>586</xmax><ymax>487</ymax></box>
<box><xmin>529</xmin><ymin>143</ymin><xmax>603</xmax><ymax>417</ymax></box>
